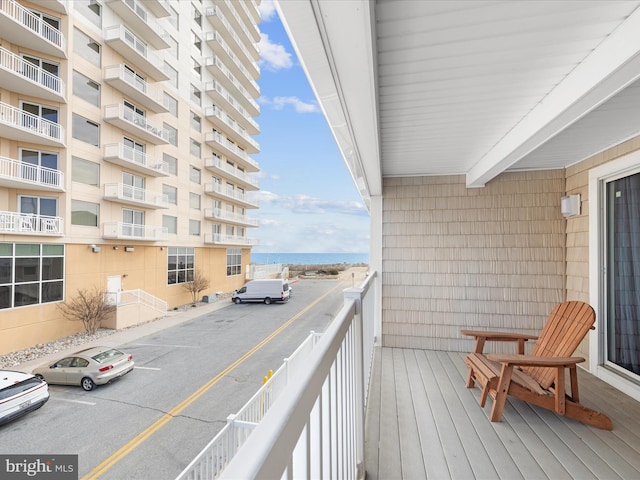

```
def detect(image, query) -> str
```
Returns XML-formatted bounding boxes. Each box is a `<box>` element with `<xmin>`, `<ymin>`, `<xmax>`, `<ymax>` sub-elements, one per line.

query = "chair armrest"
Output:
<box><xmin>486</xmin><ymin>354</ymin><xmax>585</xmax><ymax>367</ymax></box>
<box><xmin>460</xmin><ymin>330</ymin><xmax>538</xmax><ymax>354</ymax></box>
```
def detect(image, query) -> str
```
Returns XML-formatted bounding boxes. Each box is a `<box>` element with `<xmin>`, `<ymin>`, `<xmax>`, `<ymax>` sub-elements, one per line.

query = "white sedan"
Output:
<box><xmin>0</xmin><ymin>370</ymin><xmax>49</xmax><ymax>425</ymax></box>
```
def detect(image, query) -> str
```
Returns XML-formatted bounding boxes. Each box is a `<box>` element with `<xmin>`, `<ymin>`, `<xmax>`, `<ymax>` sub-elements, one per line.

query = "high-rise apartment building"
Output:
<box><xmin>0</xmin><ymin>0</ymin><xmax>261</xmax><ymax>354</ymax></box>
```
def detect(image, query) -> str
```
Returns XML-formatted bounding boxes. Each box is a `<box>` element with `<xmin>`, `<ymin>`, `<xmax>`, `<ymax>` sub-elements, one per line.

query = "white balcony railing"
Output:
<box><xmin>178</xmin><ymin>273</ymin><xmax>378</xmax><ymax>479</ymax></box>
<box><xmin>0</xmin><ymin>211</ymin><xmax>64</xmax><ymax>235</ymax></box>
<box><xmin>204</xmin><ymin>106</ymin><xmax>259</xmax><ymax>152</ymax></box>
<box><xmin>204</xmin><ymin>131</ymin><xmax>259</xmax><ymax>170</ymax></box>
<box><xmin>0</xmin><ymin>47</ymin><xmax>64</xmax><ymax>97</ymax></box>
<box><xmin>104</xmin><ymin>104</ymin><xmax>167</xmax><ymax>143</ymax></box>
<box><xmin>117</xmin><ymin>289</ymin><xmax>168</xmax><ymax>313</ymax></box>
<box><xmin>104</xmin><ymin>183</ymin><xmax>168</xmax><ymax>208</ymax></box>
<box><xmin>102</xmin><ymin>222</ymin><xmax>168</xmax><ymax>241</ymax></box>
<box><xmin>0</xmin><ymin>156</ymin><xmax>63</xmax><ymax>189</ymax></box>
<box><xmin>204</xmin><ymin>157</ymin><xmax>259</xmax><ymax>188</ymax></box>
<box><xmin>205</xmin><ymin>79</ymin><xmax>260</xmax><ymax>127</ymax></box>
<box><xmin>104</xmin><ymin>64</ymin><xmax>165</xmax><ymax>109</ymax></box>
<box><xmin>0</xmin><ymin>0</ymin><xmax>65</xmax><ymax>51</ymax></box>
<box><xmin>204</xmin><ymin>234</ymin><xmax>258</xmax><ymax>246</ymax></box>
<box><xmin>0</xmin><ymin>102</ymin><xmax>64</xmax><ymax>144</ymax></box>
<box><xmin>203</xmin><ymin>208</ymin><xmax>258</xmax><ymax>227</ymax></box>
<box><xmin>104</xmin><ymin>143</ymin><xmax>169</xmax><ymax>176</ymax></box>
<box><xmin>204</xmin><ymin>183</ymin><xmax>257</xmax><ymax>207</ymax></box>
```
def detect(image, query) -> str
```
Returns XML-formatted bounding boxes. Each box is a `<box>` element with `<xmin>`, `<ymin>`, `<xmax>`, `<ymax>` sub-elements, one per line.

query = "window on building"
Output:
<box><xmin>163</xmin><ymin>153</ymin><xmax>177</xmax><ymax>175</ymax></box>
<box><xmin>165</xmin><ymin>61</ymin><xmax>178</xmax><ymax>89</ymax></box>
<box><xmin>189</xmin><ymin>192</ymin><xmax>201</xmax><ymax>210</ymax></box>
<box><xmin>71</xmin><ymin>200</ymin><xmax>99</xmax><ymax>227</ymax></box>
<box><xmin>190</xmin><ymin>84</ymin><xmax>201</xmax><ymax>106</ymax></box>
<box><xmin>164</xmin><ymin>123</ymin><xmax>177</xmax><ymax>146</ymax></box>
<box><xmin>167</xmin><ymin>35</ymin><xmax>178</xmax><ymax>59</ymax></box>
<box><xmin>167</xmin><ymin>246</ymin><xmax>194</xmax><ymax>284</ymax></box>
<box><xmin>192</xmin><ymin>57</ymin><xmax>201</xmax><ymax>79</ymax></box>
<box><xmin>20</xmin><ymin>149</ymin><xmax>58</xmax><ymax>174</ymax></box>
<box><xmin>162</xmin><ymin>215</ymin><xmax>177</xmax><ymax>234</ymax></box>
<box><xmin>190</xmin><ymin>138</ymin><xmax>201</xmax><ymax>158</ymax></box>
<box><xmin>164</xmin><ymin>92</ymin><xmax>178</xmax><ymax>117</ymax></box>
<box><xmin>227</xmin><ymin>248</ymin><xmax>241</xmax><ymax>276</ymax></box>
<box><xmin>72</xmin><ymin>114</ymin><xmax>100</xmax><ymax>146</ymax></box>
<box><xmin>72</xmin><ymin>70</ymin><xmax>100</xmax><ymax>106</ymax></box>
<box><xmin>122</xmin><ymin>208</ymin><xmax>144</xmax><ymax>237</ymax></box>
<box><xmin>190</xmin><ymin>166</ymin><xmax>201</xmax><ymax>184</ymax></box>
<box><xmin>77</xmin><ymin>0</ymin><xmax>102</xmax><ymax>27</ymax></box>
<box><xmin>189</xmin><ymin>220</ymin><xmax>200</xmax><ymax>236</ymax></box>
<box><xmin>0</xmin><ymin>243</ymin><xmax>64</xmax><ymax>309</ymax></box>
<box><xmin>21</xmin><ymin>55</ymin><xmax>59</xmax><ymax>86</ymax></box>
<box><xmin>193</xmin><ymin>31</ymin><xmax>202</xmax><ymax>53</ymax></box>
<box><xmin>21</xmin><ymin>102</ymin><xmax>58</xmax><ymax>125</ymax></box>
<box><xmin>163</xmin><ymin>184</ymin><xmax>177</xmax><ymax>205</ymax></box>
<box><xmin>193</xmin><ymin>4</ymin><xmax>202</xmax><ymax>27</ymax></box>
<box><xmin>73</xmin><ymin>28</ymin><xmax>101</xmax><ymax>66</ymax></box>
<box><xmin>19</xmin><ymin>196</ymin><xmax>57</xmax><ymax>217</ymax></box>
<box><xmin>72</xmin><ymin>157</ymin><xmax>99</xmax><ymax>186</ymax></box>
<box><xmin>190</xmin><ymin>111</ymin><xmax>201</xmax><ymax>132</ymax></box>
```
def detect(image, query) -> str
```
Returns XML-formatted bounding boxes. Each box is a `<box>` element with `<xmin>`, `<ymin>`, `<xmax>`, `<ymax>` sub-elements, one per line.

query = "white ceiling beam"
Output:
<box><xmin>466</xmin><ymin>6</ymin><xmax>640</xmax><ymax>188</ymax></box>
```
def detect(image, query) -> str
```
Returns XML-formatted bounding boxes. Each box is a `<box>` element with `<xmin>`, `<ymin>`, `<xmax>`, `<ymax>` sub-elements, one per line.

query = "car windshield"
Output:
<box><xmin>91</xmin><ymin>349</ymin><xmax>123</xmax><ymax>364</ymax></box>
<box><xmin>0</xmin><ymin>378</ymin><xmax>42</xmax><ymax>400</ymax></box>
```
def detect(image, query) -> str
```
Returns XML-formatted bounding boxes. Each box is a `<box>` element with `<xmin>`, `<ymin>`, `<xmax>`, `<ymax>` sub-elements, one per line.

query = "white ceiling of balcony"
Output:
<box><xmin>276</xmin><ymin>0</ymin><xmax>640</xmax><ymax>205</ymax></box>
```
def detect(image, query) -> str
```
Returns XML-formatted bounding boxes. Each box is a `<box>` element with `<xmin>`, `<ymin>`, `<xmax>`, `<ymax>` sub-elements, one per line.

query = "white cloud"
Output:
<box><xmin>250</xmin><ymin>191</ymin><xmax>367</xmax><ymax>216</ymax></box>
<box><xmin>259</xmin><ymin>0</ymin><xmax>277</xmax><ymax>22</ymax></box>
<box><xmin>259</xmin><ymin>33</ymin><xmax>292</xmax><ymax>71</ymax></box>
<box><xmin>272</xmin><ymin>96</ymin><xmax>320</xmax><ymax>113</ymax></box>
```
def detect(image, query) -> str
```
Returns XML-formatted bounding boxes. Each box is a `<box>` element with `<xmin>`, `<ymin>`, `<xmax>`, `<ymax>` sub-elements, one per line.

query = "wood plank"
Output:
<box><xmin>364</xmin><ymin>346</ymin><xmax>382</xmax><ymax>480</ymax></box>
<box><xmin>377</xmin><ymin>347</ymin><xmax>401</xmax><ymax>479</ymax></box>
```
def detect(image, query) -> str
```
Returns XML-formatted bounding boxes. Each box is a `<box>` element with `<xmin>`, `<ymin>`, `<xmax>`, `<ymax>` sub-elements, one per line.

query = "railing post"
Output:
<box><xmin>344</xmin><ymin>287</ymin><xmax>366</xmax><ymax>479</ymax></box>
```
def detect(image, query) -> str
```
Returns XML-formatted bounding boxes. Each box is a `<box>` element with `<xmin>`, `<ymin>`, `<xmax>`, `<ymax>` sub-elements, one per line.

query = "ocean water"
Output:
<box><xmin>251</xmin><ymin>252</ymin><xmax>369</xmax><ymax>265</ymax></box>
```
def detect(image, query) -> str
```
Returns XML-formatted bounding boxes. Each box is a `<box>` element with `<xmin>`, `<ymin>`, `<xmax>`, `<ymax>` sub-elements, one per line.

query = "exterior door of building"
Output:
<box><xmin>106</xmin><ymin>275</ymin><xmax>122</xmax><ymax>305</ymax></box>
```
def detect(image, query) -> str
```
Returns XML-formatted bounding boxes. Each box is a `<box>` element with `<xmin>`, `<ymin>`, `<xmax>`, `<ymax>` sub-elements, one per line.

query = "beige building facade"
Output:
<box><xmin>0</xmin><ymin>0</ymin><xmax>261</xmax><ymax>354</ymax></box>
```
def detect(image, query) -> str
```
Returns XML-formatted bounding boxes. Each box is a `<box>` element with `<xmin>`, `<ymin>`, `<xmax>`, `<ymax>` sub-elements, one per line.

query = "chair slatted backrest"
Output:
<box><xmin>524</xmin><ymin>301</ymin><xmax>596</xmax><ymax>390</ymax></box>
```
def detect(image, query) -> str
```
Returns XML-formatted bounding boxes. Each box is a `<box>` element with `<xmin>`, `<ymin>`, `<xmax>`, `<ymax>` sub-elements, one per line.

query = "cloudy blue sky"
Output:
<box><xmin>247</xmin><ymin>1</ymin><xmax>370</xmax><ymax>254</ymax></box>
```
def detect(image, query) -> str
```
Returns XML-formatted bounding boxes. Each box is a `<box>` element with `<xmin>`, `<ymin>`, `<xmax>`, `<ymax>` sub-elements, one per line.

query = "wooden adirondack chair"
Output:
<box><xmin>461</xmin><ymin>301</ymin><xmax>613</xmax><ymax>430</ymax></box>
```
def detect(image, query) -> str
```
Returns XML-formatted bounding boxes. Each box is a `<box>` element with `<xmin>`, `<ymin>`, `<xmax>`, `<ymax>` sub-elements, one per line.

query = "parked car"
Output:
<box><xmin>33</xmin><ymin>347</ymin><xmax>134</xmax><ymax>391</ymax></box>
<box><xmin>232</xmin><ymin>279</ymin><xmax>291</xmax><ymax>304</ymax></box>
<box><xmin>0</xmin><ymin>370</ymin><xmax>49</xmax><ymax>425</ymax></box>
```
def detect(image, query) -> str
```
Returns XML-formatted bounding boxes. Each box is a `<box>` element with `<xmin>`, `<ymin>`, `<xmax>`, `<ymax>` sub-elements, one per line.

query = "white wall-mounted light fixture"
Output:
<box><xmin>90</xmin><ymin>244</ymin><xmax>100</xmax><ymax>253</ymax></box>
<box><xmin>124</xmin><ymin>246</ymin><xmax>135</xmax><ymax>252</ymax></box>
<box><xmin>561</xmin><ymin>194</ymin><xmax>581</xmax><ymax>218</ymax></box>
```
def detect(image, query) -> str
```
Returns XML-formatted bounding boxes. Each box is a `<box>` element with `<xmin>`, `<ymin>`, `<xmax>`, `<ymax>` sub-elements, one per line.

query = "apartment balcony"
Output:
<box><xmin>103</xmin><ymin>183</ymin><xmax>169</xmax><ymax>209</ymax></box>
<box><xmin>102</xmin><ymin>222</ymin><xmax>168</xmax><ymax>241</ymax></box>
<box><xmin>204</xmin><ymin>183</ymin><xmax>258</xmax><ymax>209</ymax></box>
<box><xmin>203</xmin><ymin>208</ymin><xmax>259</xmax><ymax>227</ymax></box>
<box><xmin>38</xmin><ymin>0</ymin><xmax>68</xmax><ymax>14</ymax></box>
<box><xmin>205</xmin><ymin>6</ymin><xmax>260</xmax><ymax>63</ymax></box>
<box><xmin>204</xmin><ymin>106</ymin><xmax>259</xmax><ymax>153</ymax></box>
<box><xmin>0</xmin><ymin>102</ymin><xmax>64</xmax><ymax>147</ymax></box>
<box><xmin>203</xmin><ymin>233</ymin><xmax>258</xmax><ymax>246</ymax></box>
<box><xmin>104</xmin><ymin>25</ymin><xmax>169</xmax><ymax>81</ymax></box>
<box><xmin>205</xmin><ymin>79</ymin><xmax>259</xmax><ymax>120</ymax></box>
<box><xmin>0</xmin><ymin>47</ymin><xmax>65</xmax><ymax>103</ymax></box>
<box><xmin>204</xmin><ymin>55</ymin><xmax>259</xmax><ymax>100</ymax></box>
<box><xmin>104</xmin><ymin>104</ymin><xmax>168</xmax><ymax>145</ymax></box>
<box><xmin>0</xmin><ymin>211</ymin><xmax>63</xmax><ymax>236</ymax></box>
<box><xmin>228</xmin><ymin>0</ymin><xmax>261</xmax><ymax>37</ymax></box>
<box><xmin>204</xmin><ymin>156</ymin><xmax>259</xmax><ymax>190</ymax></box>
<box><xmin>104</xmin><ymin>64</ymin><xmax>167</xmax><ymax>113</ymax></box>
<box><xmin>106</xmin><ymin>0</ymin><xmax>170</xmax><ymax>50</ymax></box>
<box><xmin>205</xmin><ymin>31</ymin><xmax>259</xmax><ymax>83</ymax></box>
<box><xmin>204</xmin><ymin>131</ymin><xmax>259</xmax><ymax>172</ymax></box>
<box><xmin>103</xmin><ymin>143</ymin><xmax>169</xmax><ymax>177</ymax></box>
<box><xmin>0</xmin><ymin>0</ymin><xmax>66</xmax><ymax>58</ymax></box>
<box><xmin>0</xmin><ymin>156</ymin><xmax>64</xmax><ymax>192</ymax></box>
<box><xmin>139</xmin><ymin>0</ymin><xmax>171</xmax><ymax>18</ymax></box>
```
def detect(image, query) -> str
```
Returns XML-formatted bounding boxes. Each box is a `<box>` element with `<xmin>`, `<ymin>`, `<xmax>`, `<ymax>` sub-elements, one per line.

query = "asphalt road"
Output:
<box><xmin>0</xmin><ymin>279</ymin><xmax>349</xmax><ymax>480</ymax></box>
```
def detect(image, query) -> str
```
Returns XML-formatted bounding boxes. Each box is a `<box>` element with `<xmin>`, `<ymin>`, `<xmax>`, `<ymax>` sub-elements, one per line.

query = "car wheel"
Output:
<box><xmin>264</xmin><ymin>297</ymin><xmax>272</xmax><ymax>305</ymax></box>
<box><xmin>234</xmin><ymin>297</ymin><xmax>242</xmax><ymax>304</ymax></box>
<box><xmin>81</xmin><ymin>377</ymin><xmax>95</xmax><ymax>391</ymax></box>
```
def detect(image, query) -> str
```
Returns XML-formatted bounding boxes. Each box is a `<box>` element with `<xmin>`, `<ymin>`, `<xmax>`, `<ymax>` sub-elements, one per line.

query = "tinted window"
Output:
<box><xmin>0</xmin><ymin>377</ymin><xmax>42</xmax><ymax>400</ymax></box>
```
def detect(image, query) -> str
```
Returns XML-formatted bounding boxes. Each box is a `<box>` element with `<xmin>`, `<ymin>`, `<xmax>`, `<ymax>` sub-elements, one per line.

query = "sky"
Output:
<box><xmin>246</xmin><ymin>1</ymin><xmax>370</xmax><ymax>254</ymax></box>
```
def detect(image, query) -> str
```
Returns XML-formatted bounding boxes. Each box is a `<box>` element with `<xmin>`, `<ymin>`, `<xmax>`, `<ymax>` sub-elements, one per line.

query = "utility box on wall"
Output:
<box><xmin>561</xmin><ymin>194</ymin><xmax>581</xmax><ymax>217</ymax></box>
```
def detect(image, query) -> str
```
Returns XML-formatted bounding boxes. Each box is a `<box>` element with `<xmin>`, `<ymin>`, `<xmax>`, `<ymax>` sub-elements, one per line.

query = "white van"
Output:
<box><xmin>232</xmin><ymin>279</ymin><xmax>290</xmax><ymax>304</ymax></box>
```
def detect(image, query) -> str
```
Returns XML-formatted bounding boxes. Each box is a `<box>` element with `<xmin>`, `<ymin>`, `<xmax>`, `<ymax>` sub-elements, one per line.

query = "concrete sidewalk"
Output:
<box><xmin>14</xmin><ymin>298</ymin><xmax>233</xmax><ymax>373</ymax></box>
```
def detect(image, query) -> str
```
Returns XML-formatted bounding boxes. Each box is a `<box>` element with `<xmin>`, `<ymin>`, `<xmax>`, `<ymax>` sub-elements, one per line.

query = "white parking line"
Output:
<box><xmin>129</xmin><ymin>343</ymin><xmax>199</xmax><ymax>348</ymax></box>
<box><xmin>134</xmin><ymin>366</ymin><xmax>161</xmax><ymax>371</ymax></box>
<box><xmin>54</xmin><ymin>398</ymin><xmax>96</xmax><ymax>406</ymax></box>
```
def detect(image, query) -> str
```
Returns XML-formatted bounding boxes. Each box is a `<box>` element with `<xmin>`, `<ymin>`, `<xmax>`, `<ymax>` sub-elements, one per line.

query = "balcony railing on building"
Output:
<box><xmin>104</xmin><ymin>183</ymin><xmax>169</xmax><ymax>209</ymax></box>
<box><xmin>203</xmin><ymin>208</ymin><xmax>258</xmax><ymax>227</ymax></box>
<box><xmin>0</xmin><ymin>211</ymin><xmax>64</xmax><ymax>236</ymax></box>
<box><xmin>104</xmin><ymin>143</ymin><xmax>169</xmax><ymax>177</ymax></box>
<box><xmin>104</xmin><ymin>104</ymin><xmax>168</xmax><ymax>145</ymax></box>
<box><xmin>204</xmin><ymin>183</ymin><xmax>258</xmax><ymax>209</ymax></box>
<box><xmin>203</xmin><ymin>56</ymin><xmax>259</xmax><ymax>110</ymax></box>
<box><xmin>0</xmin><ymin>102</ymin><xmax>64</xmax><ymax>147</ymax></box>
<box><xmin>0</xmin><ymin>47</ymin><xmax>65</xmax><ymax>102</ymax></box>
<box><xmin>106</xmin><ymin>0</ymin><xmax>170</xmax><ymax>50</ymax></box>
<box><xmin>205</xmin><ymin>80</ymin><xmax>260</xmax><ymax>129</ymax></box>
<box><xmin>102</xmin><ymin>222</ymin><xmax>168</xmax><ymax>241</ymax></box>
<box><xmin>104</xmin><ymin>64</ymin><xmax>167</xmax><ymax>113</ymax></box>
<box><xmin>104</xmin><ymin>25</ymin><xmax>169</xmax><ymax>81</ymax></box>
<box><xmin>0</xmin><ymin>156</ymin><xmax>64</xmax><ymax>191</ymax></box>
<box><xmin>204</xmin><ymin>131</ymin><xmax>259</xmax><ymax>171</ymax></box>
<box><xmin>204</xmin><ymin>233</ymin><xmax>258</xmax><ymax>246</ymax></box>
<box><xmin>205</xmin><ymin>31</ymin><xmax>259</xmax><ymax>83</ymax></box>
<box><xmin>228</xmin><ymin>0</ymin><xmax>261</xmax><ymax>39</ymax></box>
<box><xmin>205</xmin><ymin>106</ymin><xmax>260</xmax><ymax>153</ymax></box>
<box><xmin>178</xmin><ymin>273</ymin><xmax>377</xmax><ymax>479</ymax></box>
<box><xmin>0</xmin><ymin>0</ymin><xmax>66</xmax><ymax>57</ymax></box>
<box><xmin>204</xmin><ymin>156</ymin><xmax>259</xmax><ymax>189</ymax></box>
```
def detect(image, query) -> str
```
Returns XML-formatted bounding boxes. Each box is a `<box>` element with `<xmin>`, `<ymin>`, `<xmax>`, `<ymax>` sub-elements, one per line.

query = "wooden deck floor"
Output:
<box><xmin>364</xmin><ymin>347</ymin><xmax>640</xmax><ymax>480</ymax></box>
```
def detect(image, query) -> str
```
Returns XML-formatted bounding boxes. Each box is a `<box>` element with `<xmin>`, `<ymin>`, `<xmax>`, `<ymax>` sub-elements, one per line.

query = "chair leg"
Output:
<box><xmin>466</xmin><ymin>367</ymin><xmax>476</xmax><ymax>388</ymax></box>
<box><xmin>490</xmin><ymin>363</ymin><xmax>514</xmax><ymax>422</ymax></box>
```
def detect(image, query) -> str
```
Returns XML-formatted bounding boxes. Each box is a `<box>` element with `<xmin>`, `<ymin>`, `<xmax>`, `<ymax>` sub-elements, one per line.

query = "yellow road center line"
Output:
<box><xmin>82</xmin><ymin>283</ymin><xmax>343</xmax><ymax>480</ymax></box>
